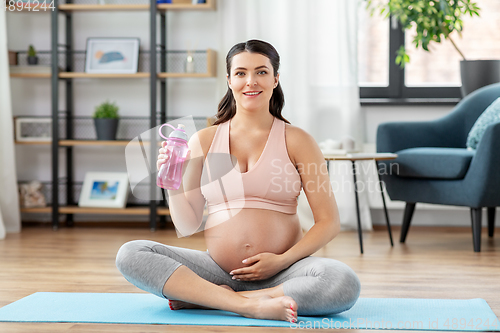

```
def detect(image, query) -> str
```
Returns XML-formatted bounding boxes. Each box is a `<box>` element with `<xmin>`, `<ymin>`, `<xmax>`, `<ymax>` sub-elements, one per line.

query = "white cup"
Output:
<box><xmin>341</xmin><ymin>136</ymin><xmax>355</xmax><ymax>152</ymax></box>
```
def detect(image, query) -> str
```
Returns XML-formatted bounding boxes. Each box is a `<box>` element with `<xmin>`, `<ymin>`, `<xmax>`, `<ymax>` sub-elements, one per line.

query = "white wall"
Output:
<box><xmin>8</xmin><ymin>9</ymin><xmax>477</xmax><ymax>226</ymax></box>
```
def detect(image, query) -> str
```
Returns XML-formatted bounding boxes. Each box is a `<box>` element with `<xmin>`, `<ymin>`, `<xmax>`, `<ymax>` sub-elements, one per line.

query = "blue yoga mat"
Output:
<box><xmin>0</xmin><ymin>293</ymin><xmax>498</xmax><ymax>330</ymax></box>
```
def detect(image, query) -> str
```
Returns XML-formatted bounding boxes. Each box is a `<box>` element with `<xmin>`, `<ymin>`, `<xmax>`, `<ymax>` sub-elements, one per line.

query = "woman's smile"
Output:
<box><xmin>243</xmin><ymin>91</ymin><xmax>263</xmax><ymax>97</ymax></box>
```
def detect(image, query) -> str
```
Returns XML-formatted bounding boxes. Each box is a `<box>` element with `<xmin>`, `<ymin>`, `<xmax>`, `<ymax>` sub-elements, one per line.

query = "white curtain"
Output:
<box><xmin>216</xmin><ymin>0</ymin><xmax>372</xmax><ymax>230</ymax></box>
<box><xmin>0</xmin><ymin>7</ymin><xmax>21</xmax><ymax>239</ymax></box>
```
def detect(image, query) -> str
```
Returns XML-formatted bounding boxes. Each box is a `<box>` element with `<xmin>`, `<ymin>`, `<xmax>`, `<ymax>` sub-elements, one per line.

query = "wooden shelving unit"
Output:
<box><xmin>157</xmin><ymin>49</ymin><xmax>217</xmax><ymax>78</ymax></box>
<box><xmin>16</xmin><ymin>138</ymin><xmax>163</xmax><ymax>147</ymax></box>
<box><xmin>58</xmin><ymin>4</ymin><xmax>149</xmax><ymax>11</ymax></box>
<box><xmin>58</xmin><ymin>48</ymin><xmax>216</xmax><ymax>79</ymax></box>
<box><xmin>11</xmin><ymin>70</ymin><xmax>215</xmax><ymax>79</ymax></box>
<box><xmin>12</xmin><ymin>0</ymin><xmax>216</xmax><ymax>229</ymax></box>
<box><xmin>58</xmin><ymin>140</ymin><xmax>130</xmax><ymax>147</ymax></box>
<box><xmin>57</xmin><ymin>0</ymin><xmax>215</xmax><ymax>12</ymax></box>
<box><xmin>20</xmin><ymin>206</ymin><xmax>210</xmax><ymax>217</ymax></box>
<box><xmin>4</xmin><ymin>0</ymin><xmax>215</xmax><ymax>12</ymax></box>
<box><xmin>15</xmin><ymin>141</ymin><xmax>51</xmax><ymax>145</ymax></box>
<box><xmin>58</xmin><ymin>72</ymin><xmax>150</xmax><ymax>79</ymax></box>
<box><xmin>16</xmin><ymin>141</ymin><xmax>130</xmax><ymax>146</ymax></box>
<box><xmin>56</xmin><ymin>0</ymin><xmax>215</xmax><ymax>12</ymax></box>
<box><xmin>21</xmin><ymin>206</ymin><xmax>171</xmax><ymax>215</ymax></box>
<box><xmin>10</xmin><ymin>47</ymin><xmax>216</xmax><ymax>79</ymax></box>
<box><xmin>9</xmin><ymin>73</ymin><xmax>51</xmax><ymax>78</ymax></box>
<box><xmin>157</xmin><ymin>0</ymin><xmax>215</xmax><ymax>11</ymax></box>
<box><xmin>60</xmin><ymin>206</ymin><xmax>163</xmax><ymax>215</ymax></box>
<box><xmin>20</xmin><ymin>207</ymin><xmax>52</xmax><ymax>214</ymax></box>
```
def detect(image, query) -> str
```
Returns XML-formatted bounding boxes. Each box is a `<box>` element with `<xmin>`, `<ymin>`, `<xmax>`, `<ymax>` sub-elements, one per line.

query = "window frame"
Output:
<box><xmin>359</xmin><ymin>17</ymin><xmax>461</xmax><ymax>106</ymax></box>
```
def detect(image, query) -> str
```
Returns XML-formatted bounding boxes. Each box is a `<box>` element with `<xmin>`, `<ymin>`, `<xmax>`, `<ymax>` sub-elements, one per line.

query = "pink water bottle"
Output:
<box><xmin>157</xmin><ymin>123</ymin><xmax>189</xmax><ymax>190</ymax></box>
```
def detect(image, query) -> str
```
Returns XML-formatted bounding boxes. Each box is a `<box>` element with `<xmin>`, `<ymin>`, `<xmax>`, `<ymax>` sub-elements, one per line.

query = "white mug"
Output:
<box><xmin>341</xmin><ymin>136</ymin><xmax>355</xmax><ymax>152</ymax></box>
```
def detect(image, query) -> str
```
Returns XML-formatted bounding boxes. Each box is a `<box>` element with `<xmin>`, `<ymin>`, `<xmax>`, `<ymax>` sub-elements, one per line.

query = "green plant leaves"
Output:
<box><xmin>27</xmin><ymin>45</ymin><xmax>36</xmax><ymax>57</ymax></box>
<box><xmin>93</xmin><ymin>101</ymin><xmax>119</xmax><ymax>119</ymax></box>
<box><xmin>395</xmin><ymin>45</ymin><xmax>410</xmax><ymax>67</ymax></box>
<box><xmin>364</xmin><ymin>0</ymin><xmax>481</xmax><ymax>66</ymax></box>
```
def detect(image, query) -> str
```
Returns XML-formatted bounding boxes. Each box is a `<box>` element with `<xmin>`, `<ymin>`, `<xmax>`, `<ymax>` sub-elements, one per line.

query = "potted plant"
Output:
<box><xmin>365</xmin><ymin>0</ymin><xmax>499</xmax><ymax>96</ymax></box>
<box><xmin>27</xmin><ymin>45</ymin><xmax>38</xmax><ymax>65</ymax></box>
<box><xmin>93</xmin><ymin>101</ymin><xmax>120</xmax><ymax>140</ymax></box>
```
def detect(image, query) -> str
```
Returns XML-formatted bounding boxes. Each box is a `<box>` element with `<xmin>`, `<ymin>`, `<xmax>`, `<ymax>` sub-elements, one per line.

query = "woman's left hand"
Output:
<box><xmin>229</xmin><ymin>252</ymin><xmax>286</xmax><ymax>281</ymax></box>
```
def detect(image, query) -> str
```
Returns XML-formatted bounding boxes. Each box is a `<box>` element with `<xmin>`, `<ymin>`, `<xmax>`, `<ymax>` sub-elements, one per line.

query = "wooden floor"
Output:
<box><xmin>0</xmin><ymin>224</ymin><xmax>499</xmax><ymax>332</ymax></box>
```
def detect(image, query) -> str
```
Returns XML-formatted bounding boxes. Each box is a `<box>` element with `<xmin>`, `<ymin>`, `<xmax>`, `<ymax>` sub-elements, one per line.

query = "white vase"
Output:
<box><xmin>185</xmin><ymin>55</ymin><xmax>195</xmax><ymax>73</ymax></box>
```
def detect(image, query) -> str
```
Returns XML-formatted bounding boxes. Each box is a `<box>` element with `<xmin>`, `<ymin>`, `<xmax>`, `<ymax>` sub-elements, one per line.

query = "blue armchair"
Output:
<box><xmin>376</xmin><ymin>83</ymin><xmax>500</xmax><ymax>252</ymax></box>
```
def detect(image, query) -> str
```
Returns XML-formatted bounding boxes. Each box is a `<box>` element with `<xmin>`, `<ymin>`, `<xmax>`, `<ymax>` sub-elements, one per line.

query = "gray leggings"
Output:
<box><xmin>116</xmin><ymin>240</ymin><xmax>361</xmax><ymax>316</ymax></box>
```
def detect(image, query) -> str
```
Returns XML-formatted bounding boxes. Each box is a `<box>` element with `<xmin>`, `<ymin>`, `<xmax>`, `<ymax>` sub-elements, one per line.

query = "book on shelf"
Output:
<box><xmin>8</xmin><ymin>51</ymin><xmax>17</xmax><ymax>66</ymax></box>
<box><xmin>9</xmin><ymin>66</ymin><xmax>52</xmax><ymax>74</ymax></box>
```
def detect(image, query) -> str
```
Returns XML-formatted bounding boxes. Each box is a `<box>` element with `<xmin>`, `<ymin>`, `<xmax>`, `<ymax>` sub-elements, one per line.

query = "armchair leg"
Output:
<box><xmin>470</xmin><ymin>208</ymin><xmax>482</xmax><ymax>252</ymax></box>
<box><xmin>487</xmin><ymin>207</ymin><xmax>496</xmax><ymax>238</ymax></box>
<box><xmin>400</xmin><ymin>203</ymin><xmax>416</xmax><ymax>243</ymax></box>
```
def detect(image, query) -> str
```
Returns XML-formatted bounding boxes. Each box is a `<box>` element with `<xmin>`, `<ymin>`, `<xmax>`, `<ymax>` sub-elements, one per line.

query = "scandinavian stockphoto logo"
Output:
<box><xmin>269</xmin><ymin>158</ymin><xmax>399</xmax><ymax>196</ymax></box>
<box><xmin>124</xmin><ymin>116</ymin><xmax>244</xmax><ymax>236</ymax></box>
<box><xmin>290</xmin><ymin>317</ymin><xmax>499</xmax><ymax>330</ymax></box>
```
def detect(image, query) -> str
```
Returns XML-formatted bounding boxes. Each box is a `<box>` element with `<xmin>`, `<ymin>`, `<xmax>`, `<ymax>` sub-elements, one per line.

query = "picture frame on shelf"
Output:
<box><xmin>84</xmin><ymin>38</ymin><xmax>140</xmax><ymax>74</ymax></box>
<box><xmin>14</xmin><ymin>117</ymin><xmax>52</xmax><ymax>142</ymax></box>
<box><xmin>78</xmin><ymin>172</ymin><xmax>129</xmax><ymax>208</ymax></box>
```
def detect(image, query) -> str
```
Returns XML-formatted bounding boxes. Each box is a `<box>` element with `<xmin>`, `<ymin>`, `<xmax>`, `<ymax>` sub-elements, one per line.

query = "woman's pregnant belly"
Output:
<box><xmin>204</xmin><ymin>208</ymin><xmax>303</xmax><ymax>274</ymax></box>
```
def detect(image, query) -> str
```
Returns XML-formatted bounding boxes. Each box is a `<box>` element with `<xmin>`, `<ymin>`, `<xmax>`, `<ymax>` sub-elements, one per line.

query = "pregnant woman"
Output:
<box><xmin>116</xmin><ymin>40</ymin><xmax>360</xmax><ymax>323</ymax></box>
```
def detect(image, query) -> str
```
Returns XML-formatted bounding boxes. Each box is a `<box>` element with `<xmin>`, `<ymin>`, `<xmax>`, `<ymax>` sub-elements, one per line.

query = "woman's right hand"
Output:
<box><xmin>157</xmin><ymin>141</ymin><xmax>191</xmax><ymax>171</ymax></box>
<box><xmin>157</xmin><ymin>141</ymin><xmax>169</xmax><ymax>171</ymax></box>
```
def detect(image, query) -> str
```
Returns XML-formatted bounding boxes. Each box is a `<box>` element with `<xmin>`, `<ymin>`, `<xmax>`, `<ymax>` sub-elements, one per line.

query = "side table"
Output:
<box><xmin>324</xmin><ymin>153</ymin><xmax>398</xmax><ymax>254</ymax></box>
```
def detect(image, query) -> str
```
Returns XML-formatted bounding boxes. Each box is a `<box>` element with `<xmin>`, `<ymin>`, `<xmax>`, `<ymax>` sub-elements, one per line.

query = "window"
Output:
<box><xmin>358</xmin><ymin>2</ymin><xmax>389</xmax><ymax>87</ymax></box>
<box><xmin>358</xmin><ymin>0</ymin><xmax>500</xmax><ymax>104</ymax></box>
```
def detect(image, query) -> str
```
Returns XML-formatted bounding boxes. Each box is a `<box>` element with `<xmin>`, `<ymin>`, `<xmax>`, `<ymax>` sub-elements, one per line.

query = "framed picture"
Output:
<box><xmin>15</xmin><ymin>117</ymin><xmax>52</xmax><ymax>142</ymax></box>
<box><xmin>78</xmin><ymin>172</ymin><xmax>129</xmax><ymax>208</ymax></box>
<box><xmin>84</xmin><ymin>38</ymin><xmax>140</xmax><ymax>74</ymax></box>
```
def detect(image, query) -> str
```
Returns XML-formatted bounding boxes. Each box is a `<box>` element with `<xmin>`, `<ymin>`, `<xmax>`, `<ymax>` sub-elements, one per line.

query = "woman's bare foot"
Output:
<box><xmin>245</xmin><ymin>295</ymin><xmax>298</xmax><ymax>323</ymax></box>
<box><xmin>168</xmin><ymin>285</ymin><xmax>298</xmax><ymax>322</ymax></box>
<box><xmin>168</xmin><ymin>285</ymin><xmax>233</xmax><ymax>310</ymax></box>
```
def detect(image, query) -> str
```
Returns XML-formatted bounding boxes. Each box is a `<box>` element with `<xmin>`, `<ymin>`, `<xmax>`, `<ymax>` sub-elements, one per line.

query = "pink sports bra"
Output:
<box><xmin>200</xmin><ymin>117</ymin><xmax>302</xmax><ymax>215</ymax></box>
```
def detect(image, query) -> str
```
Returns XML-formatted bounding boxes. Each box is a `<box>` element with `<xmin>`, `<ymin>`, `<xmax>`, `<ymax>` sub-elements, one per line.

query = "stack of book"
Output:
<box><xmin>8</xmin><ymin>51</ymin><xmax>17</xmax><ymax>66</ymax></box>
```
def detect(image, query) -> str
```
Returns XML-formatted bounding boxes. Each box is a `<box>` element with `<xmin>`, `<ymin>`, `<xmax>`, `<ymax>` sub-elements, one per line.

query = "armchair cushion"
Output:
<box><xmin>466</xmin><ymin>97</ymin><xmax>500</xmax><ymax>149</ymax></box>
<box><xmin>393</xmin><ymin>147</ymin><xmax>475</xmax><ymax>180</ymax></box>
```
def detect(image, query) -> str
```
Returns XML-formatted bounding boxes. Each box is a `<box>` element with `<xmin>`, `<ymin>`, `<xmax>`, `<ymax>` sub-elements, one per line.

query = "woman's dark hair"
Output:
<box><xmin>213</xmin><ymin>39</ymin><xmax>289</xmax><ymax>125</ymax></box>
